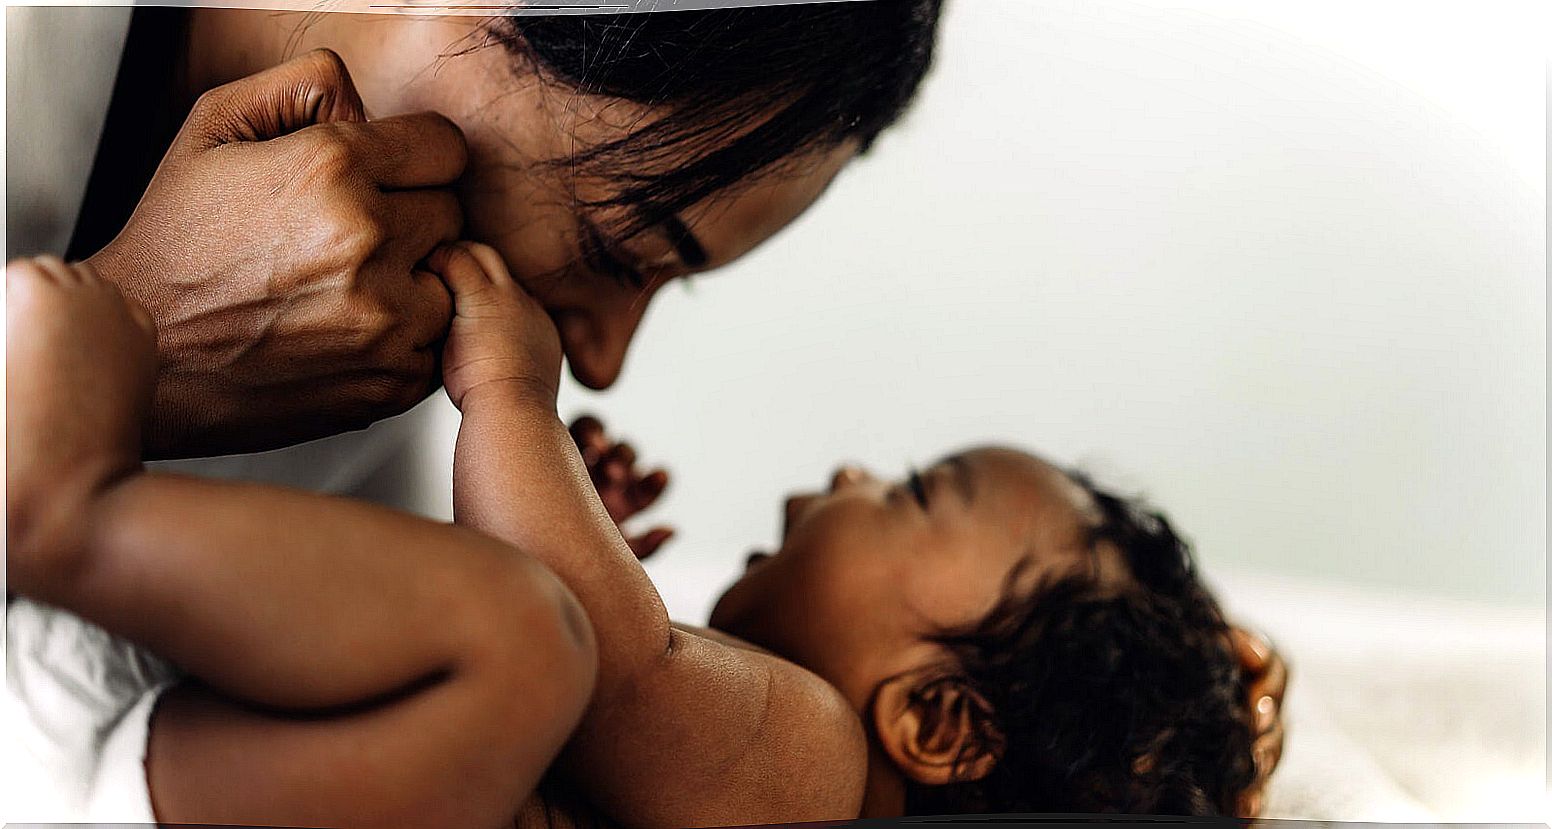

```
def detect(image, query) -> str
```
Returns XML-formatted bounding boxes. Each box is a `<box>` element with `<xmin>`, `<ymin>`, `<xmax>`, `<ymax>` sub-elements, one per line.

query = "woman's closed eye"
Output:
<box><xmin>580</xmin><ymin>220</ymin><xmax>650</xmax><ymax>289</ymax></box>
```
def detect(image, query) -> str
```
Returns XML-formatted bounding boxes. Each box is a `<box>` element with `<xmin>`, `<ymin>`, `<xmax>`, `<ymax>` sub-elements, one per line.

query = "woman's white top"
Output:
<box><xmin>5</xmin><ymin>5</ymin><xmax>431</xmax><ymax>495</ymax></box>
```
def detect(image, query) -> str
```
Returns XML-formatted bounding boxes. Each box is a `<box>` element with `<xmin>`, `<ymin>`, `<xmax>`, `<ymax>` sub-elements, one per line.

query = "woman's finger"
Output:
<box><xmin>380</xmin><ymin>189</ymin><xmax>462</xmax><ymax>273</ymax></box>
<box><xmin>1231</xmin><ymin>626</ymin><xmax>1288</xmax><ymax>705</ymax></box>
<box><xmin>1237</xmin><ymin>788</ymin><xmax>1264</xmax><ymax>820</ymax></box>
<box><xmin>1231</xmin><ymin>626</ymin><xmax>1272</xmax><ymax>672</ymax></box>
<box><xmin>347</xmin><ymin>111</ymin><xmax>468</xmax><ymax>191</ymax></box>
<box><xmin>402</xmin><ymin>267</ymin><xmax>454</xmax><ymax>352</ymax></box>
<box><xmin>180</xmin><ymin>48</ymin><xmax>365</xmax><ymax>152</ymax></box>
<box><xmin>1250</xmin><ymin>647</ymin><xmax>1289</xmax><ymax>705</ymax></box>
<box><xmin>1252</xmin><ymin>721</ymin><xmax>1285</xmax><ymax>784</ymax></box>
<box><xmin>1252</xmin><ymin>693</ymin><xmax>1278</xmax><ymax>736</ymax></box>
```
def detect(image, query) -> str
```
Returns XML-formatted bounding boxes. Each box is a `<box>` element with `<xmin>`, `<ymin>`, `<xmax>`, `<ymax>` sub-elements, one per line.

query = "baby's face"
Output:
<box><xmin>709</xmin><ymin>447</ymin><xmax>1132</xmax><ymax>710</ymax></box>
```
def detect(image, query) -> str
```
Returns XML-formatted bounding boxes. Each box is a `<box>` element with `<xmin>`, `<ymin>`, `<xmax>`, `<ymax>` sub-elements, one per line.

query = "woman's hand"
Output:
<box><xmin>1231</xmin><ymin>626</ymin><xmax>1289</xmax><ymax>817</ymax></box>
<box><xmin>569</xmin><ymin>415</ymin><xmax>674</xmax><ymax>560</ymax></box>
<box><xmin>83</xmin><ymin>49</ymin><xmax>467</xmax><ymax>459</ymax></box>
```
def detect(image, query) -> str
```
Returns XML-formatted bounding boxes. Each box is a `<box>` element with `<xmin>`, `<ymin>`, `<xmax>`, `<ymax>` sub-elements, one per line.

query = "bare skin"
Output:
<box><xmin>5</xmin><ymin>246</ymin><xmax>865</xmax><ymax>828</ymax></box>
<box><xmin>576</xmin><ymin>423</ymin><xmax>1289</xmax><ymax>818</ymax></box>
<box><xmin>6</xmin><ymin>255</ymin><xmax>596</xmax><ymax>828</ymax></box>
<box><xmin>18</xmin><ymin>15</ymin><xmax>1287</xmax><ymax>823</ymax></box>
<box><xmin>7</xmin><ymin>245</ymin><xmax>1286</xmax><ymax>827</ymax></box>
<box><xmin>337</xmin><ymin>245</ymin><xmax>1290</xmax><ymax>826</ymax></box>
<box><xmin>78</xmin><ymin>14</ymin><xmax>858</xmax><ymax>460</ymax></box>
<box><xmin>435</xmin><ymin>242</ymin><xmax>869</xmax><ymax>827</ymax></box>
<box><xmin>83</xmin><ymin>49</ymin><xmax>468</xmax><ymax>457</ymax></box>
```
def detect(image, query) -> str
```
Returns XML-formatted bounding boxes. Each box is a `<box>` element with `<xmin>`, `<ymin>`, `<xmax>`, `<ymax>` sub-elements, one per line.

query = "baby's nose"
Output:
<box><xmin>829</xmin><ymin>465</ymin><xmax>870</xmax><ymax>492</ymax></box>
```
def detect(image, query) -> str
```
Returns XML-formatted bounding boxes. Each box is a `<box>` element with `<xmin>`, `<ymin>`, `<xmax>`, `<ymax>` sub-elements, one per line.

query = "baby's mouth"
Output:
<box><xmin>745</xmin><ymin>493</ymin><xmax>808</xmax><ymax>572</ymax></box>
<box><xmin>781</xmin><ymin>494</ymin><xmax>811</xmax><ymax>540</ymax></box>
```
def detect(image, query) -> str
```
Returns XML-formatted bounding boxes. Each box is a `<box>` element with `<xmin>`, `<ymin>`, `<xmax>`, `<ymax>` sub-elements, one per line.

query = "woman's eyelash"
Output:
<box><xmin>581</xmin><ymin>223</ymin><xmax>649</xmax><ymax>289</ymax></box>
<box><xmin>907</xmin><ymin>467</ymin><xmax>929</xmax><ymax>508</ymax></box>
<box><xmin>597</xmin><ymin>247</ymin><xmax>648</xmax><ymax>289</ymax></box>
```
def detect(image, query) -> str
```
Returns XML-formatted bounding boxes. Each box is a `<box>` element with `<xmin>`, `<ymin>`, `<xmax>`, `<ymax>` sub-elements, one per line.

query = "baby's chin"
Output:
<box><xmin>705</xmin><ymin>588</ymin><xmax>751</xmax><ymax>642</ymax></box>
<box><xmin>707</xmin><ymin>552</ymin><xmax>777</xmax><ymax>640</ymax></box>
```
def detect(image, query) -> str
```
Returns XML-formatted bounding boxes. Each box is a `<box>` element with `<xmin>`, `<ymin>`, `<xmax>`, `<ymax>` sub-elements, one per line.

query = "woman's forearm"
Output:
<box><xmin>452</xmin><ymin>384</ymin><xmax>674</xmax><ymax>699</ymax></box>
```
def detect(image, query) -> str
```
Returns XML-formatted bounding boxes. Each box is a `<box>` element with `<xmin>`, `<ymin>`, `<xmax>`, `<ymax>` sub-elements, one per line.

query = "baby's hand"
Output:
<box><xmin>570</xmin><ymin>415</ymin><xmax>675</xmax><ymax>560</ymax></box>
<box><xmin>429</xmin><ymin>242</ymin><xmax>562</xmax><ymax>411</ymax></box>
<box><xmin>7</xmin><ymin>257</ymin><xmax>157</xmax><ymax>521</ymax></box>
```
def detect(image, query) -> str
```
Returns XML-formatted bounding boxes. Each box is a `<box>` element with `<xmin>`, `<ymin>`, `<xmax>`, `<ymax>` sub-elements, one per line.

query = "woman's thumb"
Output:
<box><xmin>180</xmin><ymin>49</ymin><xmax>366</xmax><ymax>150</ymax></box>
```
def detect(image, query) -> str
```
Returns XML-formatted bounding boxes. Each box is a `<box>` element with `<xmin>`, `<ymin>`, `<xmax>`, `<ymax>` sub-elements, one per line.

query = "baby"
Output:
<box><xmin>579</xmin><ymin>430</ymin><xmax>1276</xmax><ymax>818</ymax></box>
<box><xmin>6</xmin><ymin>246</ymin><xmax>1283</xmax><ymax>828</ymax></box>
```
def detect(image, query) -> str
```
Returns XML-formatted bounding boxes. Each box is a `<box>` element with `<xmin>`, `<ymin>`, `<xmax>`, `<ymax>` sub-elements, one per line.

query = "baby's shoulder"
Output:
<box><xmin>678</xmin><ymin>624</ymin><xmax>869</xmax><ymax>811</ymax></box>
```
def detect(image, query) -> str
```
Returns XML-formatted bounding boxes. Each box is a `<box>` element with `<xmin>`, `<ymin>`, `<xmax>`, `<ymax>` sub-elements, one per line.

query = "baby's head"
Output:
<box><xmin>709</xmin><ymin>447</ymin><xmax>1256</xmax><ymax>816</ymax></box>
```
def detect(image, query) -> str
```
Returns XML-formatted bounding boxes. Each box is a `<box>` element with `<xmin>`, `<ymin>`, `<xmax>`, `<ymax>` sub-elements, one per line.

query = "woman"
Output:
<box><xmin>18</xmin><ymin>4</ymin><xmax>940</xmax><ymax>462</ymax></box>
<box><xmin>6</xmin><ymin>2</ymin><xmax>1285</xmax><ymax>820</ymax></box>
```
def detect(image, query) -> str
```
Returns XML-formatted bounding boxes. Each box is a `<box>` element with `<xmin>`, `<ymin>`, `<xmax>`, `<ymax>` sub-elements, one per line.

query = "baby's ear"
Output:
<box><xmin>871</xmin><ymin>672</ymin><xmax>1003</xmax><ymax>787</ymax></box>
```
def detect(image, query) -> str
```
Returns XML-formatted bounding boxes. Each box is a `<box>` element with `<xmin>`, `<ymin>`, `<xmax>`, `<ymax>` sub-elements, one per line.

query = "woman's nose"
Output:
<box><xmin>554</xmin><ymin>307</ymin><xmax>647</xmax><ymax>391</ymax></box>
<box><xmin>829</xmin><ymin>465</ymin><xmax>870</xmax><ymax>492</ymax></box>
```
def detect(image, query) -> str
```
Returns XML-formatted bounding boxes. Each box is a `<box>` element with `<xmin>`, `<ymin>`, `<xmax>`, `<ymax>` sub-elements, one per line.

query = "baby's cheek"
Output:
<box><xmin>899</xmin><ymin>556</ymin><xmax>1005</xmax><ymax>632</ymax></box>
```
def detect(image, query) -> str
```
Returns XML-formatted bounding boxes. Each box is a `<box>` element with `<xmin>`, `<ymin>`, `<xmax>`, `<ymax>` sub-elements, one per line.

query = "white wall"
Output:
<box><xmin>417</xmin><ymin>0</ymin><xmax>1546</xmax><ymax>623</ymax></box>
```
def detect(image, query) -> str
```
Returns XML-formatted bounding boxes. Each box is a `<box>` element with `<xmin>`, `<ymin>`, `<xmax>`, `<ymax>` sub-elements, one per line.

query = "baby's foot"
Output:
<box><xmin>7</xmin><ymin>257</ymin><xmax>157</xmax><ymax>523</ymax></box>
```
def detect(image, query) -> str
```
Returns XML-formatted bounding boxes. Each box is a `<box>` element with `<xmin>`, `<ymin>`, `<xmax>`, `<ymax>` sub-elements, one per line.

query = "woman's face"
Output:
<box><xmin>391</xmin><ymin>20</ymin><xmax>859</xmax><ymax>390</ymax></box>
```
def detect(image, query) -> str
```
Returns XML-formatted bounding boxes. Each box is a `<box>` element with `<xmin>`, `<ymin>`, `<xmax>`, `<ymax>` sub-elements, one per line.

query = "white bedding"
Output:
<box><xmin>1207</xmin><ymin>570</ymin><xmax>1546</xmax><ymax>823</ymax></box>
<box><xmin>656</xmin><ymin>558</ymin><xmax>1547</xmax><ymax>822</ymax></box>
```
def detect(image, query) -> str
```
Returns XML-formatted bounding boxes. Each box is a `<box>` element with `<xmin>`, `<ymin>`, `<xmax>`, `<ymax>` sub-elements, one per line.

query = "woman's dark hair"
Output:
<box><xmin>492</xmin><ymin>0</ymin><xmax>944</xmax><ymax>238</ymax></box>
<box><xmin>903</xmin><ymin>476</ymin><xmax>1257</xmax><ymax>818</ymax></box>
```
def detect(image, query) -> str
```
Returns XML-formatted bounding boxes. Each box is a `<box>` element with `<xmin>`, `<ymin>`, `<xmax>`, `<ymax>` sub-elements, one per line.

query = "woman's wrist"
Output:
<box><xmin>80</xmin><ymin>241</ymin><xmax>153</xmax><ymax>306</ymax></box>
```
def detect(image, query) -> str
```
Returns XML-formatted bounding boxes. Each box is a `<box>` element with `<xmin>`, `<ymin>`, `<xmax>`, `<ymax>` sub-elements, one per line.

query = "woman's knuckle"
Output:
<box><xmin>304</xmin><ymin>48</ymin><xmax>351</xmax><ymax>89</ymax></box>
<box><xmin>318</xmin><ymin>206</ymin><xmax>384</xmax><ymax>261</ymax></box>
<box><xmin>299</xmin><ymin>128</ymin><xmax>357</xmax><ymax>181</ymax></box>
<box><xmin>189</xmin><ymin>85</ymin><xmax>234</xmax><ymax>121</ymax></box>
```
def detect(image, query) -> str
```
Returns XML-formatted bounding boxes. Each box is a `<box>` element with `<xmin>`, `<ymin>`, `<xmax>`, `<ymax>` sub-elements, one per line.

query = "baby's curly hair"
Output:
<box><xmin>904</xmin><ymin>475</ymin><xmax>1257</xmax><ymax>817</ymax></box>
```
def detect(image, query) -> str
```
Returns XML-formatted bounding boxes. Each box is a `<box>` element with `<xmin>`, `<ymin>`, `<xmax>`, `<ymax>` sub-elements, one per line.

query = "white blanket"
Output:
<box><xmin>1207</xmin><ymin>570</ymin><xmax>1546</xmax><ymax>822</ymax></box>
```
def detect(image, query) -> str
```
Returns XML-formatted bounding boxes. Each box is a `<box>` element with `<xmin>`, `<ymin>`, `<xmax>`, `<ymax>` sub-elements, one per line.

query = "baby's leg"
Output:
<box><xmin>7</xmin><ymin>257</ymin><xmax>595</xmax><ymax>827</ymax></box>
<box><xmin>142</xmin><ymin>512</ymin><xmax>596</xmax><ymax>828</ymax></box>
<box><xmin>102</xmin><ymin>477</ymin><xmax>595</xmax><ymax>827</ymax></box>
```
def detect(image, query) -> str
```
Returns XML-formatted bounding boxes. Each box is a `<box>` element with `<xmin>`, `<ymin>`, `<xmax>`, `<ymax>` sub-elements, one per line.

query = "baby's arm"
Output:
<box><xmin>6</xmin><ymin>257</ymin><xmax>595</xmax><ymax>828</ymax></box>
<box><xmin>434</xmin><ymin>244</ymin><xmax>868</xmax><ymax>828</ymax></box>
